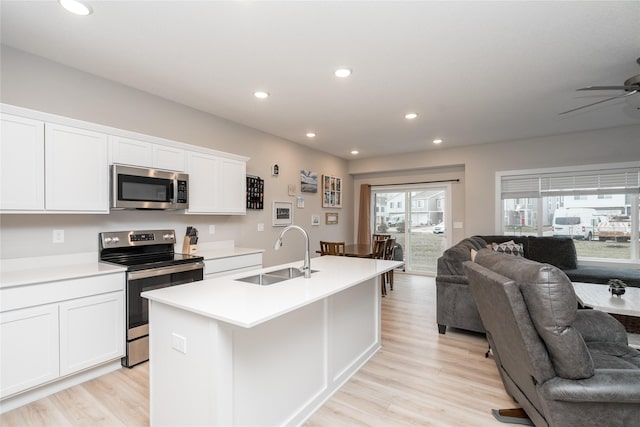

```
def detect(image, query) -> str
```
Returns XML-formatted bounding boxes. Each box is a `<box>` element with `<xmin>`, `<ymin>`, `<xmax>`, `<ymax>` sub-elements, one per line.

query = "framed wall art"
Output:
<box><xmin>272</xmin><ymin>201</ymin><xmax>294</xmax><ymax>226</ymax></box>
<box><xmin>325</xmin><ymin>212</ymin><xmax>339</xmax><ymax>225</ymax></box>
<box><xmin>322</xmin><ymin>174</ymin><xmax>342</xmax><ymax>208</ymax></box>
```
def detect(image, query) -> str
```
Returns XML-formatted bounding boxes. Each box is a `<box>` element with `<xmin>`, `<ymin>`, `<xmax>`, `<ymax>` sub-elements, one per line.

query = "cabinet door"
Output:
<box><xmin>59</xmin><ymin>291</ymin><xmax>124</xmax><ymax>376</ymax></box>
<box><xmin>111</xmin><ymin>136</ymin><xmax>153</xmax><ymax>168</ymax></box>
<box><xmin>0</xmin><ymin>304</ymin><xmax>59</xmax><ymax>398</ymax></box>
<box><xmin>45</xmin><ymin>123</ymin><xmax>109</xmax><ymax>212</ymax></box>
<box><xmin>186</xmin><ymin>151</ymin><xmax>219</xmax><ymax>213</ymax></box>
<box><xmin>218</xmin><ymin>158</ymin><xmax>247</xmax><ymax>214</ymax></box>
<box><xmin>0</xmin><ymin>114</ymin><xmax>45</xmax><ymax>211</ymax></box>
<box><xmin>153</xmin><ymin>145</ymin><xmax>185</xmax><ymax>171</ymax></box>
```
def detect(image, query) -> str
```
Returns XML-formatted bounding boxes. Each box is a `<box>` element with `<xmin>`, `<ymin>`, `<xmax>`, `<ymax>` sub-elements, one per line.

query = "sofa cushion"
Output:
<box><xmin>474</xmin><ymin>249</ymin><xmax>594</xmax><ymax>379</ymax></box>
<box><xmin>491</xmin><ymin>240</ymin><xmax>524</xmax><ymax>256</ymax></box>
<box><xmin>526</xmin><ymin>236</ymin><xmax>577</xmax><ymax>269</ymax></box>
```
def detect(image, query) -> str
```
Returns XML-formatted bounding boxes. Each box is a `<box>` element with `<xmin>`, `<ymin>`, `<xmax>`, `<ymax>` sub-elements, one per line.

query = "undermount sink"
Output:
<box><xmin>267</xmin><ymin>267</ymin><xmax>318</xmax><ymax>279</ymax></box>
<box><xmin>235</xmin><ymin>268</ymin><xmax>318</xmax><ymax>286</ymax></box>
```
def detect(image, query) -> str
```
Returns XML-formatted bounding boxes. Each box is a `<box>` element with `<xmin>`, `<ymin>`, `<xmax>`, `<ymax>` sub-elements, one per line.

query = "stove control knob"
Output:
<box><xmin>164</xmin><ymin>233</ymin><xmax>174</xmax><ymax>240</ymax></box>
<box><xmin>104</xmin><ymin>237</ymin><xmax>112</xmax><ymax>244</ymax></box>
<box><xmin>112</xmin><ymin>237</ymin><xmax>120</xmax><ymax>243</ymax></box>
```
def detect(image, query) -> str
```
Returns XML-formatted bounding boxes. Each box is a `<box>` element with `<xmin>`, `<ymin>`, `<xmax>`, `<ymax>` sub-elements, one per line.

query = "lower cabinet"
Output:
<box><xmin>59</xmin><ymin>292</ymin><xmax>124</xmax><ymax>376</ymax></box>
<box><xmin>204</xmin><ymin>252</ymin><xmax>263</xmax><ymax>279</ymax></box>
<box><xmin>0</xmin><ymin>304</ymin><xmax>60</xmax><ymax>398</ymax></box>
<box><xmin>0</xmin><ymin>274</ymin><xmax>124</xmax><ymax>400</ymax></box>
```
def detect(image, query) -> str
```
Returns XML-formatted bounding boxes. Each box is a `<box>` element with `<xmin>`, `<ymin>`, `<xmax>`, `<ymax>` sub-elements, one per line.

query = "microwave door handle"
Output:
<box><xmin>170</xmin><ymin>179</ymin><xmax>177</xmax><ymax>204</ymax></box>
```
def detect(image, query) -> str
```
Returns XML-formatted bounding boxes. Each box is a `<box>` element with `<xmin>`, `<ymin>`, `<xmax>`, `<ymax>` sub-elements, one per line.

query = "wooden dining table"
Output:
<box><xmin>316</xmin><ymin>243</ymin><xmax>373</xmax><ymax>258</ymax></box>
<box><xmin>343</xmin><ymin>244</ymin><xmax>373</xmax><ymax>258</ymax></box>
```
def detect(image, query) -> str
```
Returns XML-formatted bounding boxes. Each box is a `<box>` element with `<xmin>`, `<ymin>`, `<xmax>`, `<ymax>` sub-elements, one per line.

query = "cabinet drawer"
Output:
<box><xmin>1</xmin><ymin>273</ymin><xmax>125</xmax><ymax>313</ymax></box>
<box><xmin>204</xmin><ymin>253</ymin><xmax>262</xmax><ymax>276</ymax></box>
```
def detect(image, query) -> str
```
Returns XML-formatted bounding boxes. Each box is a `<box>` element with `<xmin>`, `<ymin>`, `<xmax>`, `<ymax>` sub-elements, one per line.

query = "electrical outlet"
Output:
<box><xmin>53</xmin><ymin>229</ymin><xmax>64</xmax><ymax>243</ymax></box>
<box><xmin>209</xmin><ymin>224</ymin><xmax>216</xmax><ymax>234</ymax></box>
<box><xmin>257</xmin><ymin>223</ymin><xmax>264</xmax><ymax>232</ymax></box>
<box><xmin>171</xmin><ymin>333</ymin><xmax>187</xmax><ymax>354</ymax></box>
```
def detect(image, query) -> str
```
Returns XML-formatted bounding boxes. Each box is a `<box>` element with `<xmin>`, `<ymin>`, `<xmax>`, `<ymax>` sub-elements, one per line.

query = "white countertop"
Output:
<box><xmin>142</xmin><ymin>255</ymin><xmax>402</xmax><ymax>328</ymax></box>
<box><xmin>0</xmin><ymin>253</ymin><xmax>126</xmax><ymax>289</ymax></box>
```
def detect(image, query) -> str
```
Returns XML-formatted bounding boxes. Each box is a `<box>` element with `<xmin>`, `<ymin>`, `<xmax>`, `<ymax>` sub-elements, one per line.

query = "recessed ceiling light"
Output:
<box><xmin>306</xmin><ymin>132</ymin><xmax>316</xmax><ymax>138</ymax></box>
<box><xmin>254</xmin><ymin>91</ymin><xmax>269</xmax><ymax>99</ymax></box>
<box><xmin>335</xmin><ymin>68</ymin><xmax>352</xmax><ymax>78</ymax></box>
<box><xmin>351</xmin><ymin>150</ymin><xmax>359</xmax><ymax>155</ymax></box>
<box><xmin>405</xmin><ymin>113</ymin><xmax>418</xmax><ymax>120</ymax></box>
<box><xmin>58</xmin><ymin>0</ymin><xmax>92</xmax><ymax>15</ymax></box>
<box><xmin>433</xmin><ymin>138</ymin><xmax>443</xmax><ymax>144</ymax></box>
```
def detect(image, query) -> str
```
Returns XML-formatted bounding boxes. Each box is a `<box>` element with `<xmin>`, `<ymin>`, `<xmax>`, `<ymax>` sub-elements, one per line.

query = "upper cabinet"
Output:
<box><xmin>1</xmin><ymin>105</ymin><xmax>248</xmax><ymax>215</ymax></box>
<box><xmin>45</xmin><ymin>123</ymin><xmax>109</xmax><ymax>213</ymax></box>
<box><xmin>186</xmin><ymin>151</ymin><xmax>246</xmax><ymax>215</ymax></box>
<box><xmin>1</xmin><ymin>114</ymin><xmax>109</xmax><ymax>213</ymax></box>
<box><xmin>111</xmin><ymin>136</ymin><xmax>185</xmax><ymax>172</ymax></box>
<box><xmin>0</xmin><ymin>114</ymin><xmax>45</xmax><ymax>211</ymax></box>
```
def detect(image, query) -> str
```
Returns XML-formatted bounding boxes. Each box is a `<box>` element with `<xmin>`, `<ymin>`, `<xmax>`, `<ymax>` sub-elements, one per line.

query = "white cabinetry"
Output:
<box><xmin>59</xmin><ymin>292</ymin><xmax>124</xmax><ymax>376</ymax></box>
<box><xmin>111</xmin><ymin>136</ymin><xmax>185</xmax><ymax>171</ymax></box>
<box><xmin>0</xmin><ymin>304</ymin><xmax>59</xmax><ymax>397</ymax></box>
<box><xmin>0</xmin><ymin>114</ymin><xmax>45</xmax><ymax>211</ymax></box>
<box><xmin>0</xmin><ymin>272</ymin><xmax>125</xmax><ymax>400</ymax></box>
<box><xmin>0</xmin><ymin>113</ymin><xmax>109</xmax><ymax>214</ymax></box>
<box><xmin>45</xmin><ymin>123</ymin><xmax>109</xmax><ymax>212</ymax></box>
<box><xmin>187</xmin><ymin>151</ymin><xmax>246</xmax><ymax>215</ymax></box>
<box><xmin>204</xmin><ymin>252</ymin><xmax>262</xmax><ymax>279</ymax></box>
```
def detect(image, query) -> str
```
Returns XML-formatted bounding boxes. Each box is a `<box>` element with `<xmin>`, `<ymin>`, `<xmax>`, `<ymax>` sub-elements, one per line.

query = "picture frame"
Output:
<box><xmin>272</xmin><ymin>201</ymin><xmax>294</xmax><ymax>226</ymax></box>
<box><xmin>300</xmin><ymin>170</ymin><xmax>318</xmax><ymax>193</ymax></box>
<box><xmin>311</xmin><ymin>214</ymin><xmax>320</xmax><ymax>226</ymax></box>
<box><xmin>325</xmin><ymin>212</ymin><xmax>339</xmax><ymax>225</ymax></box>
<box><xmin>322</xmin><ymin>174</ymin><xmax>342</xmax><ymax>208</ymax></box>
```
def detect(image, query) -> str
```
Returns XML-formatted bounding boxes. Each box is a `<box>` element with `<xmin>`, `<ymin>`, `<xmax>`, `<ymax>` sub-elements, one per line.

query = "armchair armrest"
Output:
<box><xmin>573</xmin><ymin>309</ymin><xmax>628</xmax><ymax>344</ymax></box>
<box><xmin>540</xmin><ymin>370</ymin><xmax>640</xmax><ymax>403</ymax></box>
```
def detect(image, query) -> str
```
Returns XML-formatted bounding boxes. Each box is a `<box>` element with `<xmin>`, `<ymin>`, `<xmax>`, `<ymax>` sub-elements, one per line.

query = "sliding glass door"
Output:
<box><xmin>372</xmin><ymin>184</ymin><xmax>450</xmax><ymax>274</ymax></box>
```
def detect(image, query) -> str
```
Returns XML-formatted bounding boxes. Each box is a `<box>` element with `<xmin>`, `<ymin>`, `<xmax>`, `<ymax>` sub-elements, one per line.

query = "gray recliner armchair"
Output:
<box><xmin>463</xmin><ymin>249</ymin><xmax>640</xmax><ymax>427</ymax></box>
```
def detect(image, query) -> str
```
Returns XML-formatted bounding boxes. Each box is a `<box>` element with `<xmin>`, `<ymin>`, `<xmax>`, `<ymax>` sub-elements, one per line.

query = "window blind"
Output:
<box><xmin>501</xmin><ymin>167</ymin><xmax>640</xmax><ymax>199</ymax></box>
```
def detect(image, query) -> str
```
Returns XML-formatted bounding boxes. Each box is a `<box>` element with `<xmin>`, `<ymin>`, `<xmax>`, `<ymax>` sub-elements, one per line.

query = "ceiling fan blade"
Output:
<box><xmin>578</xmin><ymin>85</ymin><xmax>639</xmax><ymax>91</ymax></box>
<box><xmin>559</xmin><ymin>90</ymin><xmax>638</xmax><ymax>115</ymax></box>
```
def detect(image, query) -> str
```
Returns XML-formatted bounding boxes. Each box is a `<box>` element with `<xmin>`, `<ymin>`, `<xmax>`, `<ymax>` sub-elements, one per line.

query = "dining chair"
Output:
<box><xmin>372</xmin><ymin>233</ymin><xmax>391</xmax><ymax>241</ymax></box>
<box><xmin>319</xmin><ymin>241</ymin><xmax>346</xmax><ymax>256</ymax></box>
<box><xmin>372</xmin><ymin>238</ymin><xmax>388</xmax><ymax>296</ymax></box>
<box><xmin>383</xmin><ymin>238</ymin><xmax>396</xmax><ymax>291</ymax></box>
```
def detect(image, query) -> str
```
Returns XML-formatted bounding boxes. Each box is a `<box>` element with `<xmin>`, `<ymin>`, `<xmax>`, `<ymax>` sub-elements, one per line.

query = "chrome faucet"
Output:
<box><xmin>274</xmin><ymin>225</ymin><xmax>311</xmax><ymax>278</ymax></box>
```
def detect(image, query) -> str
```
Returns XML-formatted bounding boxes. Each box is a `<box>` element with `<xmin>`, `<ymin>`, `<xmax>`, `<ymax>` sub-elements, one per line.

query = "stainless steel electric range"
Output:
<box><xmin>99</xmin><ymin>229</ymin><xmax>204</xmax><ymax>368</ymax></box>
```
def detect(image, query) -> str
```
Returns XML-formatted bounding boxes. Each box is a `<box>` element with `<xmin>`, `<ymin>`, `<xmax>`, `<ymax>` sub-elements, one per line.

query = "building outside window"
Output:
<box><xmin>498</xmin><ymin>163</ymin><xmax>639</xmax><ymax>261</ymax></box>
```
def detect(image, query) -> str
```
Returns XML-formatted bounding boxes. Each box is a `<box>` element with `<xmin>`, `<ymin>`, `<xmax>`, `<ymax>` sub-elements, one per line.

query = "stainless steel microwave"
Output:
<box><xmin>111</xmin><ymin>165</ymin><xmax>189</xmax><ymax>210</ymax></box>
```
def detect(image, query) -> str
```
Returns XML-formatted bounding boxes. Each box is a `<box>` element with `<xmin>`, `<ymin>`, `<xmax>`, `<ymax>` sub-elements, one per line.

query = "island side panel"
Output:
<box><xmin>148</xmin><ymin>301</ymin><xmax>233</xmax><ymax>427</ymax></box>
<box><xmin>232</xmin><ymin>298</ymin><xmax>327</xmax><ymax>426</ymax></box>
<box><xmin>329</xmin><ymin>277</ymin><xmax>380</xmax><ymax>383</ymax></box>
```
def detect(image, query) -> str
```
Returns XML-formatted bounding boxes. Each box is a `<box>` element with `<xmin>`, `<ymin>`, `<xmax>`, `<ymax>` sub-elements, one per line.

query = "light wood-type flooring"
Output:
<box><xmin>1</xmin><ymin>274</ymin><xmax>514</xmax><ymax>426</ymax></box>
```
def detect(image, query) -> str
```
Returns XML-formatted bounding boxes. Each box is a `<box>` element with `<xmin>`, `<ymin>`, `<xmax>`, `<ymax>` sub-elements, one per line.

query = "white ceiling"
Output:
<box><xmin>2</xmin><ymin>1</ymin><xmax>639</xmax><ymax>159</ymax></box>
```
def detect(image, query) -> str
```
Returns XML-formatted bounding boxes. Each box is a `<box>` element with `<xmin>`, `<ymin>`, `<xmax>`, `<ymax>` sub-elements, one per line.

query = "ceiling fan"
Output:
<box><xmin>560</xmin><ymin>57</ymin><xmax>640</xmax><ymax>115</ymax></box>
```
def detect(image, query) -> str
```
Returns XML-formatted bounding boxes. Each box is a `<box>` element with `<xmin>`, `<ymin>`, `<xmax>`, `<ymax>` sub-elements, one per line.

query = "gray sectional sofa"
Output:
<box><xmin>436</xmin><ymin>235</ymin><xmax>640</xmax><ymax>334</ymax></box>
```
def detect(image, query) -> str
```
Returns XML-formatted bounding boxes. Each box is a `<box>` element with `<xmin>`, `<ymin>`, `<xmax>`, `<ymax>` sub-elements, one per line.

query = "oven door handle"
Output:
<box><xmin>128</xmin><ymin>261</ymin><xmax>205</xmax><ymax>280</ymax></box>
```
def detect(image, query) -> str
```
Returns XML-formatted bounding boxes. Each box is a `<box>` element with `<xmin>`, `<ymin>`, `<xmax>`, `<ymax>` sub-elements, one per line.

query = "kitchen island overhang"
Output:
<box><xmin>142</xmin><ymin>255</ymin><xmax>402</xmax><ymax>427</ymax></box>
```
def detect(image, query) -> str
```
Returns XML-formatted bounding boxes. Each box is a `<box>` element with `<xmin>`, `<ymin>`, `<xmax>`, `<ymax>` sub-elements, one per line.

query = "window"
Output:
<box><xmin>499</xmin><ymin>164</ymin><xmax>639</xmax><ymax>261</ymax></box>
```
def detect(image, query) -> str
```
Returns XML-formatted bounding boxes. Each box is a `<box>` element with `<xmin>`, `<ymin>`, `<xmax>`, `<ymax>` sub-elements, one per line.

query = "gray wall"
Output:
<box><xmin>0</xmin><ymin>46</ymin><xmax>352</xmax><ymax>267</ymax></box>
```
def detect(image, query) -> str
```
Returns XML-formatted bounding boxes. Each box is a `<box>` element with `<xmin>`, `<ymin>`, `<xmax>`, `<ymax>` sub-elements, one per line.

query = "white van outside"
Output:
<box><xmin>552</xmin><ymin>208</ymin><xmax>600</xmax><ymax>240</ymax></box>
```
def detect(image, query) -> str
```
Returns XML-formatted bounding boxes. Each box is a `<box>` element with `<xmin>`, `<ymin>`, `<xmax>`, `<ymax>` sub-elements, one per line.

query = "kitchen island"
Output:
<box><xmin>142</xmin><ymin>255</ymin><xmax>402</xmax><ymax>427</ymax></box>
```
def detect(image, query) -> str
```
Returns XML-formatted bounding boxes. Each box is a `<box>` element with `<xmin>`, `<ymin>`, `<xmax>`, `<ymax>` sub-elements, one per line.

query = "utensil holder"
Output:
<box><xmin>182</xmin><ymin>236</ymin><xmax>198</xmax><ymax>254</ymax></box>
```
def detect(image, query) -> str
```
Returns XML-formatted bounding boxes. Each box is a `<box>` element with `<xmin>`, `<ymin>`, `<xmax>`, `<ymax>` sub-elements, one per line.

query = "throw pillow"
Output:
<box><xmin>491</xmin><ymin>240</ymin><xmax>524</xmax><ymax>257</ymax></box>
<box><xmin>470</xmin><ymin>248</ymin><xmax>478</xmax><ymax>262</ymax></box>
